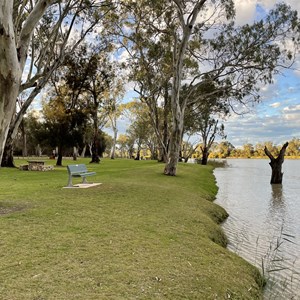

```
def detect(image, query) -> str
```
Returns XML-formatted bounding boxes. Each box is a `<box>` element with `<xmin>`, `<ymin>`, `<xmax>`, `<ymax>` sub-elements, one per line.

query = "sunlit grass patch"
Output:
<box><xmin>0</xmin><ymin>158</ymin><xmax>263</xmax><ymax>299</ymax></box>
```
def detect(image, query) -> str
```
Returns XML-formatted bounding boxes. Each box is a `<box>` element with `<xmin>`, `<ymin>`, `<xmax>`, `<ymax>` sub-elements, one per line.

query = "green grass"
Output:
<box><xmin>0</xmin><ymin>158</ymin><xmax>263</xmax><ymax>299</ymax></box>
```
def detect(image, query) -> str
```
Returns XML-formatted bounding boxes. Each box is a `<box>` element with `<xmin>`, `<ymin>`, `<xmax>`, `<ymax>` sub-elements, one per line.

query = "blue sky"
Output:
<box><xmin>222</xmin><ymin>0</ymin><xmax>300</xmax><ymax>147</ymax></box>
<box><xmin>224</xmin><ymin>69</ymin><xmax>300</xmax><ymax>147</ymax></box>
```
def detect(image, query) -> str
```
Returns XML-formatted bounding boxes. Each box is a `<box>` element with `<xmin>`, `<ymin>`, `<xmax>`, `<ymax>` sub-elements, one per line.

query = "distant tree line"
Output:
<box><xmin>207</xmin><ymin>139</ymin><xmax>300</xmax><ymax>159</ymax></box>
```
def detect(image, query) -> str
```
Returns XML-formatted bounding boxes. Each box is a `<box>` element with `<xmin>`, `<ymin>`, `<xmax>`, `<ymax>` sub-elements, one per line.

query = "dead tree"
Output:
<box><xmin>264</xmin><ymin>142</ymin><xmax>289</xmax><ymax>184</ymax></box>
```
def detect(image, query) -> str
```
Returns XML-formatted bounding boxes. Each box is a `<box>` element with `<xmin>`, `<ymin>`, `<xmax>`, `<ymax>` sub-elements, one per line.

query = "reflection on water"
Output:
<box><xmin>271</xmin><ymin>185</ymin><xmax>288</xmax><ymax>215</ymax></box>
<box><xmin>214</xmin><ymin>159</ymin><xmax>300</xmax><ymax>300</ymax></box>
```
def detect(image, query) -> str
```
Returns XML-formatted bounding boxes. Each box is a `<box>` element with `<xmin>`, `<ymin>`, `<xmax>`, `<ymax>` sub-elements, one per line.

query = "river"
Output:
<box><xmin>214</xmin><ymin>159</ymin><xmax>300</xmax><ymax>299</ymax></box>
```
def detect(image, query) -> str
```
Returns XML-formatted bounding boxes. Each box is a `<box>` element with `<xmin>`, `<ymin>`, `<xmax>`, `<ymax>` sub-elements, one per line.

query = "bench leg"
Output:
<box><xmin>82</xmin><ymin>176</ymin><xmax>88</xmax><ymax>184</ymax></box>
<box><xmin>67</xmin><ymin>175</ymin><xmax>73</xmax><ymax>187</ymax></box>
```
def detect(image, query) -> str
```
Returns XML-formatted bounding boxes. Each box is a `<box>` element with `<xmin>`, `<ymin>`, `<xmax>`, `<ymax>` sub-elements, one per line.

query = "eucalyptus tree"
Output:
<box><xmin>164</xmin><ymin>1</ymin><xmax>300</xmax><ymax>175</ymax></box>
<box><xmin>117</xmin><ymin>134</ymin><xmax>135</xmax><ymax>159</ymax></box>
<box><xmin>121</xmin><ymin>100</ymin><xmax>156</xmax><ymax>160</ymax></box>
<box><xmin>105</xmin><ymin>79</ymin><xmax>125</xmax><ymax>159</ymax></box>
<box><xmin>242</xmin><ymin>143</ymin><xmax>255</xmax><ymax>158</ymax></box>
<box><xmin>255</xmin><ymin>141</ymin><xmax>277</xmax><ymax>157</ymax></box>
<box><xmin>0</xmin><ymin>0</ymin><xmax>114</xmax><ymax>166</ymax></box>
<box><xmin>41</xmin><ymin>86</ymin><xmax>88</xmax><ymax>166</ymax></box>
<box><xmin>116</xmin><ymin>1</ymin><xmax>300</xmax><ymax>176</ymax></box>
<box><xmin>186</xmin><ymin>112</ymin><xmax>226</xmax><ymax>165</ymax></box>
<box><xmin>216</xmin><ymin>141</ymin><xmax>234</xmax><ymax>158</ymax></box>
<box><xmin>112</xmin><ymin>1</ymin><xmax>174</xmax><ymax>163</ymax></box>
<box><xmin>127</xmin><ymin>114</ymin><xmax>158</xmax><ymax>160</ymax></box>
<box><xmin>183</xmin><ymin>81</ymin><xmax>229</xmax><ymax>165</ymax></box>
<box><xmin>285</xmin><ymin>138</ymin><xmax>300</xmax><ymax>156</ymax></box>
<box><xmin>62</xmin><ymin>47</ymin><xmax>116</xmax><ymax>163</ymax></box>
<box><xmin>255</xmin><ymin>142</ymin><xmax>267</xmax><ymax>157</ymax></box>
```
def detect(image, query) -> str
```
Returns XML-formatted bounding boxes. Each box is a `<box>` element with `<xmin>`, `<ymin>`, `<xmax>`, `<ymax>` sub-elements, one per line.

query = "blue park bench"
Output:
<box><xmin>67</xmin><ymin>164</ymin><xmax>96</xmax><ymax>187</ymax></box>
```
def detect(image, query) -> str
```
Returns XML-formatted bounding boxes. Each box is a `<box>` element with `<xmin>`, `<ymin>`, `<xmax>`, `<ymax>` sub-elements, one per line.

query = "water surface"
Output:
<box><xmin>214</xmin><ymin>159</ymin><xmax>300</xmax><ymax>299</ymax></box>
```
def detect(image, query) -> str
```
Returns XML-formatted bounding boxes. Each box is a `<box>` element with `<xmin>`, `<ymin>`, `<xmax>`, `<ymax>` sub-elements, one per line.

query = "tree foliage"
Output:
<box><xmin>57</xmin><ymin>45</ymin><xmax>118</xmax><ymax>163</ymax></box>
<box><xmin>0</xmin><ymin>0</ymin><xmax>115</xmax><ymax>165</ymax></box>
<box><xmin>41</xmin><ymin>86</ymin><xmax>88</xmax><ymax>165</ymax></box>
<box><xmin>114</xmin><ymin>0</ymin><xmax>300</xmax><ymax>175</ymax></box>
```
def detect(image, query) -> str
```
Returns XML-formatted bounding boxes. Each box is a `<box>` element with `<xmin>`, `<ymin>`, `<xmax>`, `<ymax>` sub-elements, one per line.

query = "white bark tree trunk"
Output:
<box><xmin>110</xmin><ymin>114</ymin><xmax>118</xmax><ymax>159</ymax></box>
<box><xmin>81</xmin><ymin>145</ymin><xmax>87</xmax><ymax>157</ymax></box>
<box><xmin>0</xmin><ymin>2</ymin><xmax>21</xmax><ymax>162</ymax></box>
<box><xmin>0</xmin><ymin>0</ymin><xmax>52</xmax><ymax>163</ymax></box>
<box><xmin>164</xmin><ymin>0</ymin><xmax>206</xmax><ymax>175</ymax></box>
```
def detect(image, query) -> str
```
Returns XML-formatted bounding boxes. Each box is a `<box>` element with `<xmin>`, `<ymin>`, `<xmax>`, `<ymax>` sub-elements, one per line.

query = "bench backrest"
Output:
<box><xmin>67</xmin><ymin>164</ymin><xmax>88</xmax><ymax>175</ymax></box>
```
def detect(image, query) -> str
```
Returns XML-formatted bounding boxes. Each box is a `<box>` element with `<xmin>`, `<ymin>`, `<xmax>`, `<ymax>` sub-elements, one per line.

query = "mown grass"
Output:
<box><xmin>0</xmin><ymin>158</ymin><xmax>263</xmax><ymax>299</ymax></box>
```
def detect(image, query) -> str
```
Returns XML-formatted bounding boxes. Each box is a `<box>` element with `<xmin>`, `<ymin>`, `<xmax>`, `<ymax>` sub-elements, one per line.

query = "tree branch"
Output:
<box><xmin>18</xmin><ymin>0</ymin><xmax>56</xmax><ymax>68</ymax></box>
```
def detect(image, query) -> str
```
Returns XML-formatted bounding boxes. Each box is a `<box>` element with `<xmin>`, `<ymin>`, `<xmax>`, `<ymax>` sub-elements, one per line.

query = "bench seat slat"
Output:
<box><xmin>72</xmin><ymin>172</ymin><xmax>96</xmax><ymax>177</ymax></box>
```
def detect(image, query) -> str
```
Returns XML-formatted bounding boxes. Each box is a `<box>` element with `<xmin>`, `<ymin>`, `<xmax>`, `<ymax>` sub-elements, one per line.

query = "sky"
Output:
<box><xmin>223</xmin><ymin>0</ymin><xmax>300</xmax><ymax>147</ymax></box>
<box><xmin>112</xmin><ymin>0</ymin><xmax>300</xmax><ymax>148</ymax></box>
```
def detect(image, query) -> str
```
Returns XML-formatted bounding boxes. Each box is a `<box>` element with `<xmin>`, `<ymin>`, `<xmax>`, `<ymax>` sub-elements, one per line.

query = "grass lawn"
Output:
<box><xmin>0</xmin><ymin>158</ymin><xmax>263</xmax><ymax>299</ymax></box>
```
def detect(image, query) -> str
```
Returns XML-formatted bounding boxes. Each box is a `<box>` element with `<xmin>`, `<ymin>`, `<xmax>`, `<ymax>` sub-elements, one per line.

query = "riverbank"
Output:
<box><xmin>0</xmin><ymin>158</ymin><xmax>263</xmax><ymax>299</ymax></box>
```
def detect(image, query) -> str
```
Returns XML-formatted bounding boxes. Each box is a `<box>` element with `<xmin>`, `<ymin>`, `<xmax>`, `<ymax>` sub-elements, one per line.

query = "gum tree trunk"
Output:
<box><xmin>110</xmin><ymin>115</ymin><xmax>117</xmax><ymax>159</ymax></box>
<box><xmin>0</xmin><ymin>0</ymin><xmax>52</xmax><ymax>164</ymax></box>
<box><xmin>56</xmin><ymin>144</ymin><xmax>63</xmax><ymax>166</ymax></box>
<box><xmin>90</xmin><ymin>109</ymin><xmax>100</xmax><ymax>163</ymax></box>
<box><xmin>163</xmin><ymin>0</ymin><xmax>205</xmax><ymax>175</ymax></box>
<box><xmin>164</xmin><ymin>112</ymin><xmax>184</xmax><ymax>175</ymax></box>
<box><xmin>21</xmin><ymin>120</ymin><xmax>28</xmax><ymax>157</ymax></box>
<box><xmin>201</xmin><ymin>147</ymin><xmax>209</xmax><ymax>165</ymax></box>
<box><xmin>1</xmin><ymin>135</ymin><xmax>15</xmax><ymax>167</ymax></box>
<box><xmin>264</xmin><ymin>142</ymin><xmax>289</xmax><ymax>184</ymax></box>
<box><xmin>0</xmin><ymin>1</ymin><xmax>21</xmax><ymax>163</ymax></box>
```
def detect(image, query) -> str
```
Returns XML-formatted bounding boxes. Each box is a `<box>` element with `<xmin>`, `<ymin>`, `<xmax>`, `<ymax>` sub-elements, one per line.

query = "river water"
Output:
<box><xmin>214</xmin><ymin>159</ymin><xmax>300</xmax><ymax>299</ymax></box>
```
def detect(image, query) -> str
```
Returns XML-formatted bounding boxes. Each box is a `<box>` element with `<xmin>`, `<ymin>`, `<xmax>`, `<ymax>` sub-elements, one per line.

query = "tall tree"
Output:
<box><xmin>105</xmin><ymin>79</ymin><xmax>125</xmax><ymax>159</ymax></box>
<box><xmin>0</xmin><ymin>0</ymin><xmax>113</xmax><ymax>166</ymax></box>
<box><xmin>112</xmin><ymin>1</ymin><xmax>174</xmax><ymax>163</ymax></box>
<box><xmin>184</xmin><ymin>82</ymin><xmax>229</xmax><ymax>165</ymax></box>
<box><xmin>61</xmin><ymin>46</ymin><xmax>117</xmax><ymax>163</ymax></box>
<box><xmin>121</xmin><ymin>101</ymin><xmax>154</xmax><ymax>160</ymax></box>
<box><xmin>285</xmin><ymin>138</ymin><xmax>300</xmax><ymax>156</ymax></box>
<box><xmin>117</xmin><ymin>1</ymin><xmax>300</xmax><ymax>175</ymax></box>
<box><xmin>242</xmin><ymin>143</ymin><xmax>255</xmax><ymax>158</ymax></box>
<box><xmin>164</xmin><ymin>1</ymin><xmax>300</xmax><ymax>175</ymax></box>
<box><xmin>41</xmin><ymin>86</ymin><xmax>88</xmax><ymax>166</ymax></box>
<box><xmin>216</xmin><ymin>141</ymin><xmax>235</xmax><ymax>158</ymax></box>
<box><xmin>117</xmin><ymin>134</ymin><xmax>135</xmax><ymax>159</ymax></box>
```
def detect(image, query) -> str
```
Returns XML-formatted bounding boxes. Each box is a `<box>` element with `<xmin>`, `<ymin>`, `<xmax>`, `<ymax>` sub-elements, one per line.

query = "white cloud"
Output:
<box><xmin>224</xmin><ymin>101</ymin><xmax>300</xmax><ymax>147</ymax></box>
<box><xmin>283</xmin><ymin>104</ymin><xmax>300</xmax><ymax>112</ymax></box>
<box><xmin>269</xmin><ymin>102</ymin><xmax>281</xmax><ymax>108</ymax></box>
<box><xmin>283</xmin><ymin>105</ymin><xmax>300</xmax><ymax>122</ymax></box>
<box><xmin>234</xmin><ymin>0</ymin><xmax>300</xmax><ymax>25</ymax></box>
<box><xmin>234</xmin><ymin>0</ymin><xmax>257</xmax><ymax>25</ymax></box>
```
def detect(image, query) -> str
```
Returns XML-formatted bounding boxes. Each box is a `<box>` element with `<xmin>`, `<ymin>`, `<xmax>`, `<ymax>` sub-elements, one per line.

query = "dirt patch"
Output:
<box><xmin>0</xmin><ymin>205</ymin><xmax>26</xmax><ymax>215</ymax></box>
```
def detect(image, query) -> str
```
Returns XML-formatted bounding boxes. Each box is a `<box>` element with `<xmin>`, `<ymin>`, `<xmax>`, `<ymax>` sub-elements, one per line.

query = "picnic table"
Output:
<box><xmin>27</xmin><ymin>160</ymin><xmax>45</xmax><ymax>171</ymax></box>
<box><xmin>18</xmin><ymin>160</ymin><xmax>53</xmax><ymax>171</ymax></box>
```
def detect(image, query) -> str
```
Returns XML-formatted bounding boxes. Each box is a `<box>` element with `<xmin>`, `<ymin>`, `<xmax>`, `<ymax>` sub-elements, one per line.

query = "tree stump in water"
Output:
<box><xmin>264</xmin><ymin>142</ymin><xmax>289</xmax><ymax>184</ymax></box>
